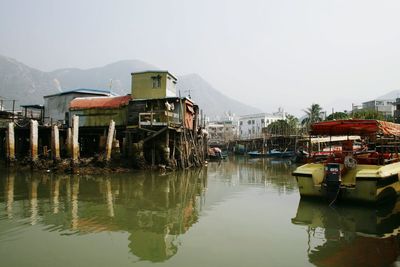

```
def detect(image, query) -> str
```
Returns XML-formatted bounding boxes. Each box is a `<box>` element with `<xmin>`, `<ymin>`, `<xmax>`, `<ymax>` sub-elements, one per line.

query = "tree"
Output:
<box><xmin>286</xmin><ymin>114</ymin><xmax>299</xmax><ymax>131</ymax></box>
<box><xmin>352</xmin><ymin>109</ymin><xmax>384</xmax><ymax>120</ymax></box>
<box><xmin>302</xmin><ymin>103</ymin><xmax>323</xmax><ymax>130</ymax></box>
<box><xmin>326</xmin><ymin>112</ymin><xmax>349</xmax><ymax>121</ymax></box>
<box><xmin>266</xmin><ymin>114</ymin><xmax>299</xmax><ymax>136</ymax></box>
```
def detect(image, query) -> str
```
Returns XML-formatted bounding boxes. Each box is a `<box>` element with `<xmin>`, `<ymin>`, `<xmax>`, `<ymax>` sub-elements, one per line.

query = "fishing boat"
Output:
<box><xmin>248</xmin><ymin>149</ymin><xmax>295</xmax><ymax>158</ymax></box>
<box><xmin>247</xmin><ymin>151</ymin><xmax>268</xmax><ymax>157</ymax></box>
<box><xmin>267</xmin><ymin>149</ymin><xmax>295</xmax><ymax>158</ymax></box>
<box><xmin>292</xmin><ymin>119</ymin><xmax>400</xmax><ymax>203</ymax></box>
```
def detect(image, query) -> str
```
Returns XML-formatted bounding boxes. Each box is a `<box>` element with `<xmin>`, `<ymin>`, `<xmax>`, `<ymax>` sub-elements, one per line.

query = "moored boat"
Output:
<box><xmin>247</xmin><ymin>151</ymin><xmax>268</xmax><ymax>157</ymax></box>
<box><xmin>248</xmin><ymin>149</ymin><xmax>295</xmax><ymax>158</ymax></box>
<box><xmin>292</xmin><ymin>120</ymin><xmax>400</xmax><ymax>203</ymax></box>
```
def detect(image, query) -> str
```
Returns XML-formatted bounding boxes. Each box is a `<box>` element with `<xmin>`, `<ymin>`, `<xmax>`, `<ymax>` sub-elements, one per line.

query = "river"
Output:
<box><xmin>0</xmin><ymin>156</ymin><xmax>399</xmax><ymax>267</ymax></box>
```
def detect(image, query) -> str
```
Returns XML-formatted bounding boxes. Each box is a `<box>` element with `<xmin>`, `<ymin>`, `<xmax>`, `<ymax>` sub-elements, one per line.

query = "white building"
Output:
<box><xmin>362</xmin><ymin>99</ymin><xmax>394</xmax><ymax>117</ymax></box>
<box><xmin>238</xmin><ymin>109</ymin><xmax>286</xmax><ymax>140</ymax></box>
<box><xmin>206</xmin><ymin>120</ymin><xmax>237</xmax><ymax>145</ymax></box>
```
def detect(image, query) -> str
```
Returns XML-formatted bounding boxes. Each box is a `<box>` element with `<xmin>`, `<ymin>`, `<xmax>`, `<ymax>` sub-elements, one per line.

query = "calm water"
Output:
<box><xmin>0</xmin><ymin>157</ymin><xmax>399</xmax><ymax>267</ymax></box>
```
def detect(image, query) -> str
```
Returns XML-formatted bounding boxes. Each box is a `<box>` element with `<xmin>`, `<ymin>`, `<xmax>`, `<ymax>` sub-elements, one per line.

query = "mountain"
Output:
<box><xmin>0</xmin><ymin>55</ymin><xmax>60</xmax><ymax>106</ymax></box>
<box><xmin>0</xmin><ymin>55</ymin><xmax>260</xmax><ymax>117</ymax></box>
<box><xmin>377</xmin><ymin>90</ymin><xmax>400</xmax><ymax>100</ymax></box>
<box><xmin>176</xmin><ymin>74</ymin><xmax>261</xmax><ymax>117</ymax></box>
<box><xmin>50</xmin><ymin>60</ymin><xmax>158</xmax><ymax>96</ymax></box>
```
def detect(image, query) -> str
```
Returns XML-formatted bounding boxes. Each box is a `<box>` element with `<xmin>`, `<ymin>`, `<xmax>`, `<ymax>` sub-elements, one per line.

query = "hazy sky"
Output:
<box><xmin>1</xmin><ymin>0</ymin><xmax>399</xmax><ymax>116</ymax></box>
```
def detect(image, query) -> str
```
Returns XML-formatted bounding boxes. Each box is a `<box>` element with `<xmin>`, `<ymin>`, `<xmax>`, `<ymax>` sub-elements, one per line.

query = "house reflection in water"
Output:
<box><xmin>292</xmin><ymin>199</ymin><xmax>400</xmax><ymax>267</ymax></box>
<box><xmin>1</xmin><ymin>169</ymin><xmax>207</xmax><ymax>262</ymax></box>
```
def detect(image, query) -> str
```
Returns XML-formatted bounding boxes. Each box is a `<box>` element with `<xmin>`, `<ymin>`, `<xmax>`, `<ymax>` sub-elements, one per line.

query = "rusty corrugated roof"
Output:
<box><xmin>70</xmin><ymin>95</ymin><xmax>131</xmax><ymax>110</ymax></box>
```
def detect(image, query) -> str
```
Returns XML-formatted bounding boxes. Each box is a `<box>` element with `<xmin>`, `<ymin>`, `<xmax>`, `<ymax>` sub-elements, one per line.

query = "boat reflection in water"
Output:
<box><xmin>1</xmin><ymin>169</ymin><xmax>207</xmax><ymax>263</ymax></box>
<box><xmin>292</xmin><ymin>199</ymin><xmax>400</xmax><ymax>267</ymax></box>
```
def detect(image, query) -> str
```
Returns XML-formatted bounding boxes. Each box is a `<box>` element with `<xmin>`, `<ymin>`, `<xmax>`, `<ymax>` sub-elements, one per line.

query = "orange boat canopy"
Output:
<box><xmin>310</xmin><ymin>120</ymin><xmax>400</xmax><ymax>137</ymax></box>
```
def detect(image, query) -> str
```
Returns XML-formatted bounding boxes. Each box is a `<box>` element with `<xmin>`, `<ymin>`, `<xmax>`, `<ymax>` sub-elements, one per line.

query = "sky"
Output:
<box><xmin>1</xmin><ymin>0</ymin><xmax>400</xmax><ymax>116</ymax></box>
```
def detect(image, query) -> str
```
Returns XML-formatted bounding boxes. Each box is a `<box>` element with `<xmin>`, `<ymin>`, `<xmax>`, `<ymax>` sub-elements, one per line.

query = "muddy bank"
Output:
<box><xmin>2</xmin><ymin>157</ymin><xmax>171</xmax><ymax>175</ymax></box>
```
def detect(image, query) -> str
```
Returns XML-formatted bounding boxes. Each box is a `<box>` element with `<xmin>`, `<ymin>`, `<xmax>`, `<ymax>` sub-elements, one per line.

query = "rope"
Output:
<box><xmin>14</xmin><ymin>121</ymin><xmax>30</xmax><ymax>128</ymax></box>
<box><xmin>328</xmin><ymin>186</ymin><xmax>341</xmax><ymax>207</ymax></box>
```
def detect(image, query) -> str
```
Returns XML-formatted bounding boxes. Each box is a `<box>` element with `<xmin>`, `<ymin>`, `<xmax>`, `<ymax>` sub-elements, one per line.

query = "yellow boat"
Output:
<box><xmin>292</xmin><ymin>120</ymin><xmax>400</xmax><ymax>203</ymax></box>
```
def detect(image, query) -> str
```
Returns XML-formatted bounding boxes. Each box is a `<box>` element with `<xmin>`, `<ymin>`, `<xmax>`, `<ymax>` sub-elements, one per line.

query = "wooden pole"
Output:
<box><xmin>71</xmin><ymin>115</ymin><xmax>79</xmax><ymax>164</ymax></box>
<box><xmin>164</xmin><ymin>129</ymin><xmax>170</xmax><ymax>165</ymax></box>
<box><xmin>6</xmin><ymin>122</ymin><xmax>15</xmax><ymax>163</ymax></box>
<box><xmin>51</xmin><ymin>125</ymin><xmax>61</xmax><ymax>161</ymax></box>
<box><xmin>30</xmin><ymin>120</ymin><xmax>38</xmax><ymax>162</ymax></box>
<box><xmin>105</xmin><ymin>120</ymin><xmax>115</xmax><ymax>162</ymax></box>
<box><xmin>66</xmin><ymin>128</ymin><xmax>72</xmax><ymax>157</ymax></box>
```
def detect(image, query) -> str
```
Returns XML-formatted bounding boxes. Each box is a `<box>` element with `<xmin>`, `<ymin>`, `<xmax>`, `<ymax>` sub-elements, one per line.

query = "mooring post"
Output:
<box><xmin>51</xmin><ymin>125</ymin><xmax>61</xmax><ymax>162</ymax></box>
<box><xmin>105</xmin><ymin>120</ymin><xmax>115</xmax><ymax>162</ymax></box>
<box><xmin>30</xmin><ymin>120</ymin><xmax>38</xmax><ymax>163</ymax></box>
<box><xmin>71</xmin><ymin>115</ymin><xmax>79</xmax><ymax>164</ymax></box>
<box><xmin>6</xmin><ymin>122</ymin><xmax>15</xmax><ymax>163</ymax></box>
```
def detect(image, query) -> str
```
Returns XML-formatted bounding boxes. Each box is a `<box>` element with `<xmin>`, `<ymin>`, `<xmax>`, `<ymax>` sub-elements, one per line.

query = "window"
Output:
<box><xmin>261</xmin><ymin>119</ymin><xmax>265</xmax><ymax>124</ymax></box>
<box><xmin>240</xmin><ymin>121</ymin><xmax>243</xmax><ymax>126</ymax></box>
<box><xmin>252</xmin><ymin>120</ymin><xmax>255</xmax><ymax>124</ymax></box>
<box><xmin>151</xmin><ymin>75</ymin><xmax>161</xmax><ymax>88</ymax></box>
<box><xmin>248</xmin><ymin>120</ymin><xmax>251</xmax><ymax>125</ymax></box>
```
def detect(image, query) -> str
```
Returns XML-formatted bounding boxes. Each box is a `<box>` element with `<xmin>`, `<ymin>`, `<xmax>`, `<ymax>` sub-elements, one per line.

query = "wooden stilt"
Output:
<box><xmin>30</xmin><ymin>120</ymin><xmax>38</xmax><ymax>162</ymax></box>
<box><xmin>51</xmin><ymin>125</ymin><xmax>61</xmax><ymax>162</ymax></box>
<box><xmin>71</xmin><ymin>115</ymin><xmax>79</xmax><ymax>164</ymax></box>
<box><xmin>6</xmin><ymin>122</ymin><xmax>15</xmax><ymax>163</ymax></box>
<box><xmin>105</xmin><ymin>120</ymin><xmax>115</xmax><ymax>162</ymax></box>
<box><xmin>66</xmin><ymin>128</ymin><xmax>72</xmax><ymax>157</ymax></box>
<box><xmin>164</xmin><ymin>129</ymin><xmax>170</xmax><ymax>165</ymax></box>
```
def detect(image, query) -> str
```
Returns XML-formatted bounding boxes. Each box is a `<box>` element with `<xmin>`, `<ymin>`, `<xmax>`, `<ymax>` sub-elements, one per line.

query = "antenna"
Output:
<box><xmin>109</xmin><ymin>79</ymin><xmax>113</xmax><ymax>95</ymax></box>
<box><xmin>184</xmin><ymin>89</ymin><xmax>192</xmax><ymax>99</ymax></box>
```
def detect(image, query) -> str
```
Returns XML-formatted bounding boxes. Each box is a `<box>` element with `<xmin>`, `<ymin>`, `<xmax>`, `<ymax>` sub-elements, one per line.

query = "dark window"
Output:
<box><xmin>151</xmin><ymin>75</ymin><xmax>161</xmax><ymax>88</ymax></box>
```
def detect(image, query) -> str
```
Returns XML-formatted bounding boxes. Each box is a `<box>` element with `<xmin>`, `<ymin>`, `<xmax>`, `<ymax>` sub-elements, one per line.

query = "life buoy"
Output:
<box><xmin>344</xmin><ymin>155</ymin><xmax>357</xmax><ymax>169</ymax></box>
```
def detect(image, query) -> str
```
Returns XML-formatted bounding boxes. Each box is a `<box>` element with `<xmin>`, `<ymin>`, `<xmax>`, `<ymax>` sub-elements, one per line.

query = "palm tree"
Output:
<box><xmin>302</xmin><ymin>103</ymin><xmax>323</xmax><ymax>131</ymax></box>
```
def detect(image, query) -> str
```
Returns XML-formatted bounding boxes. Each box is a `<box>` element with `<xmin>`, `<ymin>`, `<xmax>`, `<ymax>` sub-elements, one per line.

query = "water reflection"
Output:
<box><xmin>292</xmin><ymin>199</ymin><xmax>400</xmax><ymax>267</ymax></box>
<box><xmin>0</xmin><ymin>169</ymin><xmax>207</xmax><ymax>262</ymax></box>
<box><xmin>207</xmin><ymin>156</ymin><xmax>297</xmax><ymax>192</ymax></box>
<box><xmin>4</xmin><ymin>172</ymin><xmax>14</xmax><ymax>219</ymax></box>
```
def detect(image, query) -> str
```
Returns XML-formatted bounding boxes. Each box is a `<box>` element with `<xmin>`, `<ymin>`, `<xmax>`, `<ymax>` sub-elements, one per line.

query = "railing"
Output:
<box><xmin>139</xmin><ymin>111</ymin><xmax>180</xmax><ymax>127</ymax></box>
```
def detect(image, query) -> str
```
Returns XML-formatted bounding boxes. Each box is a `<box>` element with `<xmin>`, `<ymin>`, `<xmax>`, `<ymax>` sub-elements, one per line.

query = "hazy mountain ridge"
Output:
<box><xmin>376</xmin><ymin>90</ymin><xmax>400</xmax><ymax>100</ymax></box>
<box><xmin>0</xmin><ymin>55</ymin><xmax>261</xmax><ymax>117</ymax></box>
<box><xmin>50</xmin><ymin>59</ymin><xmax>159</xmax><ymax>96</ymax></box>
<box><xmin>176</xmin><ymin>73</ymin><xmax>261</xmax><ymax>117</ymax></box>
<box><xmin>0</xmin><ymin>55</ymin><xmax>60</xmax><ymax>106</ymax></box>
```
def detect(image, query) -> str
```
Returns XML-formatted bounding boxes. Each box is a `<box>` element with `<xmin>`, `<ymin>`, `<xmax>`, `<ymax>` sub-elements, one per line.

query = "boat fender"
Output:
<box><xmin>344</xmin><ymin>155</ymin><xmax>357</xmax><ymax>169</ymax></box>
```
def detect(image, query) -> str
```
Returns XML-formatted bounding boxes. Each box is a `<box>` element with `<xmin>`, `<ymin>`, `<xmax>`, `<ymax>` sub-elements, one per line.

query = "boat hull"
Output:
<box><xmin>292</xmin><ymin>162</ymin><xmax>400</xmax><ymax>203</ymax></box>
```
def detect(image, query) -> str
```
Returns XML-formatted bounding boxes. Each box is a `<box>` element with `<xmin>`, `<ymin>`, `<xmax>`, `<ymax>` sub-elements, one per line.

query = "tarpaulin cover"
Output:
<box><xmin>310</xmin><ymin>119</ymin><xmax>400</xmax><ymax>136</ymax></box>
<box><xmin>70</xmin><ymin>95</ymin><xmax>131</xmax><ymax>110</ymax></box>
